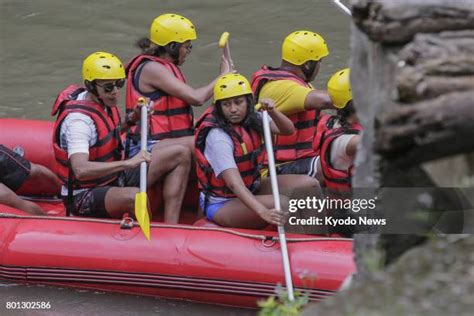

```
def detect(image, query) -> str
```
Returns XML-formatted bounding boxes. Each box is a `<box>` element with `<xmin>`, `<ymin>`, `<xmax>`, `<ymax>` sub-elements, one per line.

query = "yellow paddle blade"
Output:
<box><xmin>219</xmin><ymin>32</ymin><xmax>229</xmax><ymax>48</ymax></box>
<box><xmin>134</xmin><ymin>192</ymin><xmax>151</xmax><ymax>240</ymax></box>
<box><xmin>254</xmin><ymin>103</ymin><xmax>262</xmax><ymax>111</ymax></box>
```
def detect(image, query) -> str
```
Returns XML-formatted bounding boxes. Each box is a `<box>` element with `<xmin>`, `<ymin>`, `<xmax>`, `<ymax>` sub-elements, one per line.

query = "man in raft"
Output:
<box><xmin>51</xmin><ymin>52</ymin><xmax>190</xmax><ymax>223</ymax></box>
<box><xmin>195</xmin><ymin>73</ymin><xmax>319</xmax><ymax>229</ymax></box>
<box><xmin>0</xmin><ymin>145</ymin><xmax>60</xmax><ymax>215</ymax></box>
<box><xmin>251</xmin><ymin>30</ymin><xmax>336</xmax><ymax>179</ymax></box>
<box><xmin>125</xmin><ymin>13</ymin><xmax>232</xmax><ymax>157</ymax></box>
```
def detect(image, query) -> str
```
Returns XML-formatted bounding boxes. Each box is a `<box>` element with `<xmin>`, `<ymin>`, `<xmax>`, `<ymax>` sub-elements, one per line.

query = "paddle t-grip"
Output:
<box><xmin>219</xmin><ymin>32</ymin><xmax>229</xmax><ymax>48</ymax></box>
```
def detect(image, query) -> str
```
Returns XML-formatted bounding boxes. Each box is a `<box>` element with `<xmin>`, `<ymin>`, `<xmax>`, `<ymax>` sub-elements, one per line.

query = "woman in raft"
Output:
<box><xmin>314</xmin><ymin>68</ymin><xmax>362</xmax><ymax>191</ymax></box>
<box><xmin>195</xmin><ymin>73</ymin><xmax>319</xmax><ymax>229</ymax></box>
<box><xmin>125</xmin><ymin>13</ymin><xmax>231</xmax><ymax>157</ymax></box>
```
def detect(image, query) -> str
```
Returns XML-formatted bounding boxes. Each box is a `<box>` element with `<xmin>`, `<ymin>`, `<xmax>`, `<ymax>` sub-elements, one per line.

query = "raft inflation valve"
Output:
<box><xmin>262</xmin><ymin>236</ymin><xmax>277</xmax><ymax>248</ymax></box>
<box><xmin>120</xmin><ymin>214</ymin><xmax>134</xmax><ymax>229</ymax></box>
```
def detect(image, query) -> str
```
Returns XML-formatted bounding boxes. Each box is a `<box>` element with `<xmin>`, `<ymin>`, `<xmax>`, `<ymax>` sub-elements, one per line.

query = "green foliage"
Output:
<box><xmin>361</xmin><ymin>247</ymin><xmax>385</xmax><ymax>272</ymax></box>
<box><xmin>258</xmin><ymin>284</ymin><xmax>309</xmax><ymax>316</ymax></box>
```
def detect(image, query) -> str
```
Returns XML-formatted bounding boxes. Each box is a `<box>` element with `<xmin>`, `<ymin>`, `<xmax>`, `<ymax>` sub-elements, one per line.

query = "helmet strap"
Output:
<box><xmin>85</xmin><ymin>80</ymin><xmax>108</xmax><ymax>109</ymax></box>
<box><xmin>301</xmin><ymin>60</ymin><xmax>317</xmax><ymax>82</ymax></box>
<box><xmin>336</xmin><ymin>101</ymin><xmax>355</xmax><ymax>127</ymax></box>
<box><xmin>242</xmin><ymin>95</ymin><xmax>255</xmax><ymax>126</ymax></box>
<box><xmin>96</xmin><ymin>96</ymin><xmax>108</xmax><ymax>109</ymax></box>
<box><xmin>84</xmin><ymin>80</ymin><xmax>99</xmax><ymax>96</ymax></box>
<box><xmin>165</xmin><ymin>42</ymin><xmax>180</xmax><ymax>64</ymax></box>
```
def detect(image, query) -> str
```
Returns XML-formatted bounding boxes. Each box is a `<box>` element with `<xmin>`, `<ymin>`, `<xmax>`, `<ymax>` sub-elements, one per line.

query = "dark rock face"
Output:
<box><xmin>377</xmin><ymin>30</ymin><xmax>474</xmax><ymax>167</ymax></box>
<box><xmin>350</xmin><ymin>0</ymin><xmax>474</xmax><ymax>260</ymax></box>
<box><xmin>303</xmin><ymin>235</ymin><xmax>474</xmax><ymax>316</ymax></box>
<box><xmin>351</xmin><ymin>1</ymin><xmax>474</xmax><ymax>184</ymax></box>
<box><xmin>352</xmin><ymin>0</ymin><xmax>474</xmax><ymax>44</ymax></box>
<box><xmin>306</xmin><ymin>0</ymin><xmax>474</xmax><ymax>313</ymax></box>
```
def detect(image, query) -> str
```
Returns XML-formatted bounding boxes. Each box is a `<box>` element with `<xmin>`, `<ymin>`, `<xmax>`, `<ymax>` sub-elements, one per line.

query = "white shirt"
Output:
<box><xmin>59</xmin><ymin>91</ymin><xmax>98</xmax><ymax>156</ymax></box>
<box><xmin>200</xmin><ymin>128</ymin><xmax>236</xmax><ymax>204</ymax></box>
<box><xmin>204</xmin><ymin>113</ymin><xmax>270</xmax><ymax>178</ymax></box>
<box><xmin>330</xmin><ymin>134</ymin><xmax>357</xmax><ymax>171</ymax></box>
<box><xmin>315</xmin><ymin>122</ymin><xmax>358</xmax><ymax>182</ymax></box>
<box><xmin>325</xmin><ymin>120</ymin><xmax>358</xmax><ymax>171</ymax></box>
<box><xmin>204</xmin><ymin>128</ymin><xmax>237</xmax><ymax>178</ymax></box>
<box><xmin>200</xmin><ymin>113</ymin><xmax>270</xmax><ymax>203</ymax></box>
<box><xmin>59</xmin><ymin>91</ymin><xmax>98</xmax><ymax>196</ymax></box>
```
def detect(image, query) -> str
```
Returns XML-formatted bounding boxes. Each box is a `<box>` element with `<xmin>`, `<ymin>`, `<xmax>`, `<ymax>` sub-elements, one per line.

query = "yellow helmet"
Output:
<box><xmin>82</xmin><ymin>52</ymin><xmax>126</xmax><ymax>82</ymax></box>
<box><xmin>282</xmin><ymin>30</ymin><xmax>329</xmax><ymax>65</ymax></box>
<box><xmin>214</xmin><ymin>73</ymin><xmax>253</xmax><ymax>103</ymax></box>
<box><xmin>149</xmin><ymin>13</ymin><xmax>197</xmax><ymax>46</ymax></box>
<box><xmin>327</xmin><ymin>68</ymin><xmax>352</xmax><ymax>109</ymax></box>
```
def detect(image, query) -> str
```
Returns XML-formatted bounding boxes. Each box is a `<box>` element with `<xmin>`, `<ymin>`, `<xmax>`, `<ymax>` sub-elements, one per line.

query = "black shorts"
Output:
<box><xmin>65</xmin><ymin>166</ymin><xmax>141</xmax><ymax>218</ymax></box>
<box><xmin>0</xmin><ymin>144</ymin><xmax>31</xmax><ymax>191</ymax></box>
<box><xmin>272</xmin><ymin>156</ymin><xmax>319</xmax><ymax>178</ymax></box>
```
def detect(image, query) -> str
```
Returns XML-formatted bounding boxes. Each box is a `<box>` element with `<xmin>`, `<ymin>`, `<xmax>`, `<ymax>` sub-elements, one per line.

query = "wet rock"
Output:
<box><xmin>348</xmin><ymin>0</ymin><xmax>474</xmax><ymax>294</ymax></box>
<box><xmin>376</xmin><ymin>91</ymin><xmax>474</xmax><ymax>167</ymax></box>
<box><xmin>302</xmin><ymin>235</ymin><xmax>474</xmax><ymax>316</ymax></box>
<box><xmin>351</xmin><ymin>0</ymin><xmax>474</xmax><ymax>44</ymax></box>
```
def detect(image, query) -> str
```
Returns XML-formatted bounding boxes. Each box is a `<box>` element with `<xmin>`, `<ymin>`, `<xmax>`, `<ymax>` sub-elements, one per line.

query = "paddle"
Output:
<box><xmin>218</xmin><ymin>34</ymin><xmax>295</xmax><ymax>299</ymax></box>
<box><xmin>262</xmin><ymin>110</ymin><xmax>295</xmax><ymax>301</ymax></box>
<box><xmin>218</xmin><ymin>31</ymin><xmax>235</xmax><ymax>71</ymax></box>
<box><xmin>332</xmin><ymin>0</ymin><xmax>352</xmax><ymax>16</ymax></box>
<box><xmin>134</xmin><ymin>97</ymin><xmax>151</xmax><ymax>241</ymax></box>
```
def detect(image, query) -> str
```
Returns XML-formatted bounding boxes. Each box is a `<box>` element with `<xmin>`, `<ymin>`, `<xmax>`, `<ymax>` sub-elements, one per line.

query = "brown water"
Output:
<box><xmin>0</xmin><ymin>281</ymin><xmax>254</xmax><ymax>315</ymax></box>
<box><xmin>0</xmin><ymin>0</ymin><xmax>350</xmax><ymax>314</ymax></box>
<box><xmin>0</xmin><ymin>0</ymin><xmax>350</xmax><ymax>120</ymax></box>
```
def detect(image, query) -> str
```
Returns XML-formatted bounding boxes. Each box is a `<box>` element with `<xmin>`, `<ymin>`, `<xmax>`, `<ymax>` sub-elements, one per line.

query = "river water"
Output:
<box><xmin>0</xmin><ymin>281</ymin><xmax>254</xmax><ymax>315</ymax></box>
<box><xmin>0</xmin><ymin>0</ymin><xmax>350</xmax><ymax>120</ymax></box>
<box><xmin>0</xmin><ymin>0</ymin><xmax>350</xmax><ymax>314</ymax></box>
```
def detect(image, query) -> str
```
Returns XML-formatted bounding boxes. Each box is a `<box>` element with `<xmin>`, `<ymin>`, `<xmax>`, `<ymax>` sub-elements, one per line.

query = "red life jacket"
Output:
<box><xmin>125</xmin><ymin>55</ymin><xmax>194</xmax><ymax>142</ymax></box>
<box><xmin>251</xmin><ymin>66</ymin><xmax>320</xmax><ymax>163</ymax></box>
<box><xmin>312</xmin><ymin>113</ymin><xmax>337</xmax><ymax>154</ymax></box>
<box><xmin>195</xmin><ymin>108</ymin><xmax>263</xmax><ymax>198</ymax></box>
<box><xmin>319</xmin><ymin>120</ymin><xmax>362</xmax><ymax>191</ymax></box>
<box><xmin>51</xmin><ymin>84</ymin><xmax>123</xmax><ymax>189</ymax></box>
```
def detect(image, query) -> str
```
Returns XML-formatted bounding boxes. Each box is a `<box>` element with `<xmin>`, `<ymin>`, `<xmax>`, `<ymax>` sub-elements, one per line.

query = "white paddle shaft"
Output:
<box><xmin>332</xmin><ymin>0</ymin><xmax>352</xmax><ymax>16</ymax></box>
<box><xmin>224</xmin><ymin>43</ymin><xmax>234</xmax><ymax>70</ymax></box>
<box><xmin>262</xmin><ymin>111</ymin><xmax>295</xmax><ymax>301</ymax></box>
<box><xmin>139</xmin><ymin>104</ymin><xmax>148</xmax><ymax>193</ymax></box>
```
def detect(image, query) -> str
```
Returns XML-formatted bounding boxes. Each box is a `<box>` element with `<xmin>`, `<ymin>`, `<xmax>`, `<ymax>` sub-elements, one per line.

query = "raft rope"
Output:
<box><xmin>19</xmin><ymin>196</ymin><xmax>63</xmax><ymax>203</ymax></box>
<box><xmin>0</xmin><ymin>212</ymin><xmax>352</xmax><ymax>243</ymax></box>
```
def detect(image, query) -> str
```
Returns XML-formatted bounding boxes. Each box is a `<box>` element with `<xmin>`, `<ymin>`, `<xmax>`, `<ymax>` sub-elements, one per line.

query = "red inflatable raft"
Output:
<box><xmin>0</xmin><ymin>118</ymin><xmax>355</xmax><ymax>307</ymax></box>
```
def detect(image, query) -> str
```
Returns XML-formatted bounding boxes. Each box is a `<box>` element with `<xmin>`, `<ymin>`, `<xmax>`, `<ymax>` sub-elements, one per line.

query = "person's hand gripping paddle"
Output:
<box><xmin>134</xmin><ymin>97</ymin><xmax>151</xmax><ymax>241</ymax></box>
<box><xmin>219</xmin><ymin>31</ymin><xmax>235</xmax><ymax>71</ymax></box>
